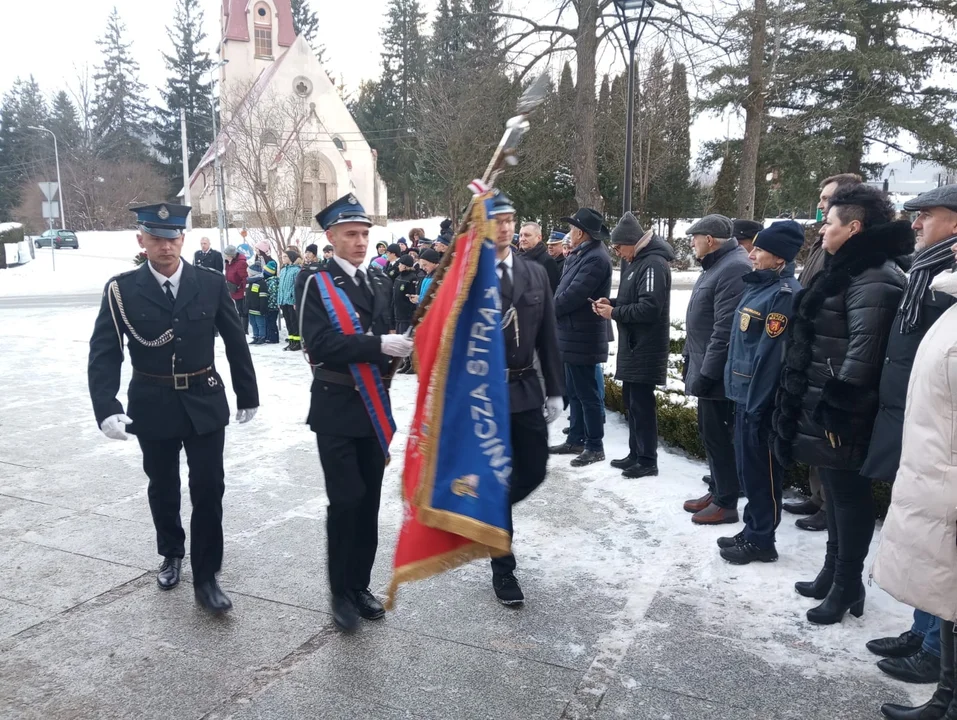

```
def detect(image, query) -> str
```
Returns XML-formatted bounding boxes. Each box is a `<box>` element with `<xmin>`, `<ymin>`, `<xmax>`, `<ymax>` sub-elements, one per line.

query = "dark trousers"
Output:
<box><xmin>565</xmin><ymin>363</ymin><xmax>604</xmax><ymax>451</ymax></box>
<box><xmin>491</xmin><ymin>408</ymin><xmax>549</xmax><ymax>577</ymax></box>
<box><xmin>734</xmin><ymin>405</ymin><xmax>782</xmax><ymax>549</ymax></box>
<box><xmin>395</xmin><ymin>321</ymin><xmax>411</xmax><ymax>335</ymax></box>
<box><xmin>137</xmin><ymin>428</ymin><xmax>226</xmax><ymax>582</ymax></box>
<box><xmin>698</xmin><ymin>398</ymin><xmax>739</xmax><ymax>509</ymax></box>
<box><xmin>265</xmin><ymin>309</ymin><xmax>280</xmax><ymax>343</ymax></box>
<box><xmin>808</xmin><ymin>466</ymin><xmax>827</xmax><ymax>510</ymax></box>
<box><xmin>623</xmin><ymin>382</ymin><xmax>657</xmax><ymax>466</ymax></box>
<box><xmin>316</xmin><ymin>434</ymin><xmax>385</xmax><ymax>596</ymax></box>
<box><xmin>819</xmin><ymin>467</ymin><xmax>875</xmax><ymax>589</ymax></box>
<box><xmin>233</xmin><ymin>297</ymin><xmax>248</xmax><ymax>334</ymax></box>
<box><xmin>280</xmin><ymin>304</ymin><xmax>299</xmax><ymax>341</ymax></box>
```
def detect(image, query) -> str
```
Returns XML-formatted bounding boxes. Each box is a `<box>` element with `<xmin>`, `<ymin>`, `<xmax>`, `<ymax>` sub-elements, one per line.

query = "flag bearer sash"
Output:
<box><xmin>386</xmin><ymin>194</ymin><xmax>512</xmax><ymax>608</ymax></box>
<box><xmin>314</xmin><ymin>271</ymin><xmax>396</xmax><ymax>460</ymax></box>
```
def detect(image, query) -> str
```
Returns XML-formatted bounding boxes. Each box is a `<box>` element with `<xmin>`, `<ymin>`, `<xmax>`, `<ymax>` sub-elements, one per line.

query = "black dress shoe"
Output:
<box><xmin>157</xmin><ymin>557</ymin><xmax>182</xmax><ymax>590</ymax></box>
<box><xmin>806</xmin><ymin>582</ymin><xmax>865</xmax><ymax>625</ymax></box>
<box><xmin>702</xmin><ymin>474</ymin><xmax>711</xmax><ymax>485</ymax></box>
<box><xmin>795</xmin><ymin>565</ymin><xmax>835</xmax><ymax>600</ymax></box>
<box><xmin>549</xmin><ymin>442</ymin><xmax>584</xmax><ymax>455</ymax></box>
<box><xmin>783</xmin><ymin>498</ymin><xmax>820</xmax><ymax>516</ymax></box>
<box><xmin>868</xmin><ymin>631</ymin><xmax>926</xmax><ymax>659</ymax></box>
<box><xmin>717</xmin><ymin>530</ymin><xmax>745</xmax><ymax>549</ymax></box>
<box><xmin>570</xmin><ymin>449</ymin><xmax>605</xmax><ymax>467</ymax></box>
<box><xmin>610</xmin><ymin>455</ymin><xmax>637</xmax><ymax>470</ymax></box>
<box><xmin>562</xmin><ymin>427</ymin><xmax>570</xmax><ymax>435</ymax></box>
<box><xmin>720</xmin><ymin>541</ymin><xmax>778</xmax><ymax>565</ymax></box>
<box><xmin>332</xmin><ymin>594</ymin><xmax>359</xmax><ymax>632</ymax></box>
<box><xmin>879</xmin><ymin>650</ymin><xmax>941</xmax><ymax>685</ymax></box>
<box><xmin>796</xmin><ymin>508</ymin><xmax>828</xmax><ymax>531</ymax></box>
<box><xmin>493</xmin><ymin>573</ymin><xmax>525</xmax><ymax>606</ymax></box>
<box><xmin>352</xmin><ymin>589</ymin><xmax>385</xmax><ymax>620</ymax></box>
<box><xmin>194</xmin><ymin>579</ymin><xmax>232</xmax><ymax>613</ymax></box>
<box><xmin>622</xmin><ymin>464</ymin><xmax>658</xmax><ymax>479</ymax></box>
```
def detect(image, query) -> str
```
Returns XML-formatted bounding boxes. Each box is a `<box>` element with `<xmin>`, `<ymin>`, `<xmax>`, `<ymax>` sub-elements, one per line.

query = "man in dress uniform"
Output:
<box><xmin>546</xmin><ymin>231</ymin><xmax>566</xmax><ymax>277</ymax></box>
<box><xmin>88</xmin><ymin>203</ymin><xmax>259</xmax><ymax>613</ymax></box>
<box><xmin>299</xmin><ymin>194</ymin><xmax>413</xmax><ymax>632</ymax></box>
<box><xmin>193</xmin><ymin>236</ymin><xmax>224</xmax><ymax>272</ymax></box>
<box><xmin>487</xmin><ymin>191</ymin><xmax>565</xmax><ymax>605</ymax></box>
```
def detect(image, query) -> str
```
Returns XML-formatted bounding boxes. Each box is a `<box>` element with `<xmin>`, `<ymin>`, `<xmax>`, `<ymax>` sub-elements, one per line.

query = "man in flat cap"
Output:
<box><xmin>681</xmin><ymin>214</ymin><xmax>750</xmax><ymax>525</ymax></box>
<box><xmin>862</xmin><ymin>183</ymin><xmax>957</xmax><ymax>691</ymax></box>
<box><xmin>732</xmin><ymin>219</ymin><xmax>764</xmax><ymax>255</ymax></box>
<box><xmin>298</xmin><ymin>194</ymin><xmax>412</xmax><ymax>633</ymax></box>
<box><xmin>88</xmin><ymin>203</ymin><xmax>259</xmax><ymax>614</ymax></box>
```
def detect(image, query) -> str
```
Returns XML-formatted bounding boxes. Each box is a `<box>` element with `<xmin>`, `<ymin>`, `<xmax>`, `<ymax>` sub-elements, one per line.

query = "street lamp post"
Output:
<box><xmin>28</xmin><ymin>125</ymin><xmax>66</xmax><ymax>230</ymax></box>
<box><xmin>614</xmin><ymin>0</ymin><xmax>655</xmax><ymax>216</ymax></box>
<box><xmin>210</xmin><ymin>60</ymin><xmax>229</xmax><ymax>253</ymax></box>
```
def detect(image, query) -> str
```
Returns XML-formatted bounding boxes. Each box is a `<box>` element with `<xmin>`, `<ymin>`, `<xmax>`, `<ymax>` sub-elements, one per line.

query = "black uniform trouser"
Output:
<box><xmin>623</xmin><ymin>382</ymin><xmax>658</xmax><ymax>467</ymax></box>
<box><xmin>137</xmin><ymin>428</ymin><xmax>226</xmax><ymax>583</ymax></box>
<box><xmin>395</xmin><ymin>321</ymin><xmax>412</xmax><ymax>335</ymax></box>
<box><xmin>697</xmin><ymin>398</ymin><xmax>739</xmax><ymax>509</ymax></box>
<box><xmin>316</xmin><ymin>434</ymin><xmax>385</xmax><ymax>596</ymax></box>
<box><xmin>491</xmin><ymin>407</ymin><xmax>549</xmax><ymax>577</ymax></box>
<box><xmin>819</xmin><ymin>467</ymin><xmax>875</xmax><ymax>589</ymax></box>
<box><xmin>734</xmin><ymin>405</ymin><xmax>783</xmax><ymax>549</ymax></box>
<box><xmin>280</xmin><ymin>304</ymin><xmax>299</xmax><ymax>341</ymax></box>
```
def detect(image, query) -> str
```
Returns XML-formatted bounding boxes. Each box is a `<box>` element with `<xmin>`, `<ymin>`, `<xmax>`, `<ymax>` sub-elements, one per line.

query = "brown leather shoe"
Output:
<box><xmin>692</xmin><ymin>503</ymin><xmax>740</xmax><ymax>525</ymax></box>
<box><xmin>683</xmin><ymin>492</ymin><xmax>713</xmax><ymax>514</ymax></box>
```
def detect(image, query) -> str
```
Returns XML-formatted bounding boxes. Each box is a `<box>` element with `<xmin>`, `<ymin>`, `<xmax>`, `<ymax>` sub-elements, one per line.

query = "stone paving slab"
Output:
<box><xmin>0</xmin><ymin>493</ymin><xmax>75</xmax><ymax>539</ymax></box>
<box><xmin>0</xmin><ymin>596</ymin><xmax>50</xmax><ymax>638</ymax></box>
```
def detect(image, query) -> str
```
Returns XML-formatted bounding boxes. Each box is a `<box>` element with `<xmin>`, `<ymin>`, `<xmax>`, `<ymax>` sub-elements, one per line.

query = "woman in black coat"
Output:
<box><xmin>771</xmin><ymin>185</ymin><xmax>912</xmax><ymax>625</ymax></box>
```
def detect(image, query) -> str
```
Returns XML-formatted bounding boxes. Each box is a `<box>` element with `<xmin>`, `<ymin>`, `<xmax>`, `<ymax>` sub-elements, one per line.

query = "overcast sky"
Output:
<box><xmin>3</xmin><ymin>0</ymin><xmax>932</xmax><ymax>179</ymax></box>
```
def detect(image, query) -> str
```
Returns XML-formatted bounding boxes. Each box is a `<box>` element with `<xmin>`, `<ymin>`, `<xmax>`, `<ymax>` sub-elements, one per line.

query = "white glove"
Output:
<box><xmin>100</xmin><ymin>413</ymin><xmax>132</xmax><ymax>441</ymax></box>
<box><xmin>381</xmin><ymin>334</ymin><xmax>414</xmax><ymax>358</ymax></box>
<box><xmin>236</xmin><ymin>407</ymin><xmax>258</xmax><ymax>424</ymax></box>
<box><xmin>544</xmin><ymin>397</ymin><xmax>563</xmax><ymax>424</ymax></box>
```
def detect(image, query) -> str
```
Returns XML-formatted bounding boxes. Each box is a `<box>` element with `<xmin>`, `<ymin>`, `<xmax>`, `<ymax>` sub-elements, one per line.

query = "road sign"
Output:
<box><xmin>42</xmin><ymin>202</ymin><xmax>60</xmax><ymax>221</ymax></box>
<box><xmin>38</xmin><ymin>182</ymin><xmax>59</xmax><ymax>201</ymax></box>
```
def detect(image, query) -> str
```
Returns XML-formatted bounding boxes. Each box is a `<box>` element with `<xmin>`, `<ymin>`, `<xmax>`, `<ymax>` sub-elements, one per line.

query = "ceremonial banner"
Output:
<box><xmin>386</xmin><ymin>194</ymin><xmax>512</xmax><ymax>607</ymax></box>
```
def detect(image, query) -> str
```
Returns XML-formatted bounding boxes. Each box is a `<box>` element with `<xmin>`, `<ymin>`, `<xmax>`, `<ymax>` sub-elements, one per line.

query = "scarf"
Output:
<box><xmin>899</xmin><ymin>238</ymin><xmax>956</xmax><ymax>334</ymax></box>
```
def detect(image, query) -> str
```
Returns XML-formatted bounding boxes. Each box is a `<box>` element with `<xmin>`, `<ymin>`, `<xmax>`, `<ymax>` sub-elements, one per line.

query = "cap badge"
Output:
<box><xmin>347</xmin><ymin>194</ymin><xmax>358</xmax><ymax>205</ymax></box>
<box><xmin>158</xmin><ymin>206</ymin><xmax>170</xmax><ymax>220</ymax></box>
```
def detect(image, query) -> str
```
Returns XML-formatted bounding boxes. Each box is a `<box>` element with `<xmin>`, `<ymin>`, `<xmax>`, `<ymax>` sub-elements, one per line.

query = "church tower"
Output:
<box><xmin>221</xmin><ymin>0</ymin><xmax>296</xmax><ymax>85</ymax></box>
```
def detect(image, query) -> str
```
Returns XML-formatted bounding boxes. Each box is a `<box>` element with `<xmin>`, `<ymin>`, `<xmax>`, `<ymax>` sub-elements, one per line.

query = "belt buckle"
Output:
<box><xmin>173</xmin><ymin>373</ymin><xmax>189</xmax><ymax>390</ymax></box>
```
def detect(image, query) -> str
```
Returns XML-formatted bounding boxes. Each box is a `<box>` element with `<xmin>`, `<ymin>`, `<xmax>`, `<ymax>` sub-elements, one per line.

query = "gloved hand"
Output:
<box><xmin>544</xmin><ymin>396</ymin><xmax>563</xmax><ymax>424</ymax></box>
<box><xmin>381</xmin><ymin>334</ymin><xmax>414</xmax><ymax>358</ymax></box>
<box><xmin>100</xmin><ymin>413</ymin><xmax>132</xmax><ymax>441</ymax></box>
<box><xmin>688</xmin><ymin>374</ymin><xmax>718</xmax><ymax>398</ymax></box>
<box><xmin>236</xmin><ymin>407</ymin><xmax>258</xmax><ymax>424</ymax></box>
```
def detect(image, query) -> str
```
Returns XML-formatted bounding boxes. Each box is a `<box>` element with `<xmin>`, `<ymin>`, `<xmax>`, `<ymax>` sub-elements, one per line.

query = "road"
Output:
<box><xmin>0</xmin><ymin>292</ymin><xmax>101</xmax><ymax>308</ymax></box>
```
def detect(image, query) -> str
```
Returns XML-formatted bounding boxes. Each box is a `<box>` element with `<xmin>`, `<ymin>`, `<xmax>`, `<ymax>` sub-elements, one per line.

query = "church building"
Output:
<box><xmin>187</xmin><ymin>0</ymin><xmax>387</xmax><ymax>228</ymax></box>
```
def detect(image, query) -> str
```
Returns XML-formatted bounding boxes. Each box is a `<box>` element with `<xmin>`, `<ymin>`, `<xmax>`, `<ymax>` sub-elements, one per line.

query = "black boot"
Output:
<box><xmin>882</xmin><ymin>621</ymin><xmax>955</xmax><ymax>720</ymax></box>
<box><xmin>795</xmin><ymin>565</ymin><xmax>835</xmax><ymax>600</ymax></box>
<box><xmin>806</xmin><ymin>582</ymin><xmax>865</xmax><ymax>625</ymax></box>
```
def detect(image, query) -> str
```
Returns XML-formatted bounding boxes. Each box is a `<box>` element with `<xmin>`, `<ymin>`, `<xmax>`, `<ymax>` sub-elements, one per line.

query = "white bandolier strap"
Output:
<box><xmin>502</xmin><ymin>306</ymin><xmax>519</xmax><ymax>348</ymax></box>
<box><xmin>108</xmin><ymin>280</ymin><xmax>175</xmax><ymax>349</ymax></box>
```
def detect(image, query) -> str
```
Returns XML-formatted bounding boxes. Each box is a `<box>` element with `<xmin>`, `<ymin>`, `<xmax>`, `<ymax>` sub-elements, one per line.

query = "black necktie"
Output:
<box><xmin>355</xmin><ymin>269</ymin><xmax>374</xmax><ymax>306</ymax></box>
<box><xmin>163</xmin><ymin>280</ymin><xmax>175</xmax><ymax>304</ymax></box>
<box><xmin>499</xmin><ymin>262</ymin><xmax>512</xmax><ymax>311</ymax></box>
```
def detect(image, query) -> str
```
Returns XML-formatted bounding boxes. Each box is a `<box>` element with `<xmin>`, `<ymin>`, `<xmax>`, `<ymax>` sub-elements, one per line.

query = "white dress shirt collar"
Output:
<box><xmin>147</xmin><ymin>259</ymin><xmax>184</xmax><ymax>295</ymax></box>
<box><xmin>333</xmin><ymin>254</ymin><xmax>360</xmax><ymax>279</ymax></box>
<box><xmin>497</xmin><ymin>249</ymin><xmax>513</xmax><ymax>274</ymax></box>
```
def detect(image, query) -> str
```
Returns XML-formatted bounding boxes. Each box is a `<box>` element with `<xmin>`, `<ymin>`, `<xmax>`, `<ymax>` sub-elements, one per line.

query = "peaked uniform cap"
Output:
<box><xmin>131</xmin><ymin>203</ymin><xmax>191</xmax><ymax>239</ymax></box>
<box><xmin>315</xmin><ymin>194</ymin><xmax>372</xmax><ymax>230</ymax></box>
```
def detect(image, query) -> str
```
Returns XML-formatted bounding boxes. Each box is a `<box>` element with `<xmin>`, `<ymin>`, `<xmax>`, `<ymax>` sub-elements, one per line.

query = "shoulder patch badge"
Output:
<box><xmin>739</xmin><ymin>312</ymin><xmax>751</xmax><ymax>332</ymax></box>
<box><xmin>766</xmin><ymin>312</ymin><xmax>788</xmax><ymax>338</ymax></box>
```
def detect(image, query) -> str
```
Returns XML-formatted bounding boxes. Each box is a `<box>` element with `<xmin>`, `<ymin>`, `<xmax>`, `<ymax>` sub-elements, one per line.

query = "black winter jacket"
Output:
<box><xmin>610</xmin><ymin>236</ymin><xmax>674</xmax><ymax>385</ymax></box>
<box><xmin>392</xmin><ymin>269</ymin><xmax>419</xmax><ymax>325</ymax></box>
<box><xmin>771</xmin><ymin>221</ymin><xmax>913</xmax><ymax>471</ymax></box>
<box><xmin>521</xmin><ymin>241</ymin><xmax>561</xmax><ymax>292</ymax></box>
<box><xmin>554</xmin><ymin>238</ymin><xmax>613</xmax><ymax>365</ymax></box>
<box><xmin>683</xmin><ymin>239</ymin><xmax>751</xmax><ymax>399</ymax></box>
<box><xmin>861</xmin><ymin>265</ymin><xmax>955</xmax><ymax>481</ymax></box>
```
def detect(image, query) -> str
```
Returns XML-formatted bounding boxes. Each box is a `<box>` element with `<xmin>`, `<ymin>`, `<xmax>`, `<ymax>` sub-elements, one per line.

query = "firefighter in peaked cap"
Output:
<box><xmin>297</xmin><ymin>193</ymin><xmax>410</xmax><ymax>633</ymax></box>
<box><xmin>88</xmin><ymin>203</ymin><xmax>259</xmax><ymax>614</ymax></box>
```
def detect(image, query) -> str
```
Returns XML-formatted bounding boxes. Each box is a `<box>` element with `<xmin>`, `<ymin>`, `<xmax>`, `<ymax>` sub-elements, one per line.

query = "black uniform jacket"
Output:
<box><xmin>300</xmin><ymin>259</ymin><xmax>394</xmax><ymax>437</ymax></box>
<box><xmin>507</xmin><ymin>255</ymin><xmax>564</xmax><ymax>413</ymax></box>
<box><xmin>193</xmin><ymin>248</ymin><xmax>224</xmax><ymax>272</ymax></box>
<box><xmin>88</xmin><ymin>261</ymin><xmax>259</xmax><ymax>439</ymax></box>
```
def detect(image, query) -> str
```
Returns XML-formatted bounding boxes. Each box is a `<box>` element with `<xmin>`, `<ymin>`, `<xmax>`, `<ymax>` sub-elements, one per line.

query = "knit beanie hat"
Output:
<box><xmin>284</xmin><ymin>248</ymin><xmax>299</xmax><ymax>263</ymax></box>
<box><xmin>419</xmin><ymin>248</ymin><xmax>441</xmax><ymax>264</ymax></box>
<box><xmin>610</xmin><ymin>212</ymin><xmax>645</xmax><ymax>246</ymax></box>
<box><xmin>264</xmin><ymin>260</ymin><xmax>278</xmax><ymax>276</ymax></box>
<box><xmin>753</xmin><ymin>220</ymin><xmax>805</xmax><ymax>263</ymax></box>
<box><xmin>305</xmin><ymin>243</ymin><xmax>318</xmax><ymax>255</ymax></box>
<box><xmin>387</xmin><ymin>243</ymin><xmax>402</xmax><ymax>255</ymax></box>
<box><xmin>398</xmin><ymin>254</ymin><xmax>414</xmax><ymax>267</ymax></box>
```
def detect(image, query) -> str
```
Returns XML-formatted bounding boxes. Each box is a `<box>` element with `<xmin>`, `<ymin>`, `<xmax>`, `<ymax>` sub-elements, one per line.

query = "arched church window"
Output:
<box><xmin>261</xmin><ymin>130</ymin><xmax>279</xmax><ymax>146</ymax></box>
<box><xmin>254</xmin><ymin>2</ymin><xmax>273</xmax><ymax>59</ymax></box>
<box><xmin>332</xmin><ymin>136</ymin><xmax>346</xmax><ymax>151</ymax></box>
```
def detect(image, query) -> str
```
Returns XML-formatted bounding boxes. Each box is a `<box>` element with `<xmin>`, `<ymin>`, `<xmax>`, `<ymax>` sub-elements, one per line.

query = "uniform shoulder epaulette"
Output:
<box><xmin>779</xmin><ymin>282</ymin><xmax>793</xmax><ymax>294</ymax></box>
<box><xmin>111</xmin><ymin>267</ymin><xmax>139</xmax><ymax>282</ymax></box>
<box><xmin>197</xmin><ymin>265</ymin><xmax>220</xmax><ymax>274</ymax></box>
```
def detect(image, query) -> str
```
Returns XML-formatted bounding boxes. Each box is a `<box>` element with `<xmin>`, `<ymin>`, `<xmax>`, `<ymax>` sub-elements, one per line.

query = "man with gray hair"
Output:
<box><xmin>681</xmin><ymin>214</ymin><xmax>750</xmax><ymax>525</ymax></box>
<box><xmin>519</xmin><ymin>221</ymin><xmax>560</xmax><ymax>291</ymax></box>
<box><xmin>193</xmin><ymin>236</ymin><xmax>224</xmax><ymax>272</ymax></box>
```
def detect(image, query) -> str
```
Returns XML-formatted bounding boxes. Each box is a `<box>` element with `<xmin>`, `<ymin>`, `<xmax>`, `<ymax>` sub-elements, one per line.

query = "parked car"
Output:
<box><xmin>34</xmin><ymin>229</ymin><xmax>79</xmax><ymax>249</ymax></box>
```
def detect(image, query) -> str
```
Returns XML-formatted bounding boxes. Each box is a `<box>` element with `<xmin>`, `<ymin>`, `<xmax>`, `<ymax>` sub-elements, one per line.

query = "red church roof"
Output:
<box><xmin>223</xmin><ymin>0</ymin><xmax>295</xmax><ymax>47</ymax></box>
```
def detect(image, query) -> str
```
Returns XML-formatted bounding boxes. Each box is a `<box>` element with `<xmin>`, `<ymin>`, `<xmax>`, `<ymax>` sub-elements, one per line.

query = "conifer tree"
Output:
<box><xmin>49</xmin><ymin>91</ymin><xmax>82</xmax><ymax>157</ymax></box>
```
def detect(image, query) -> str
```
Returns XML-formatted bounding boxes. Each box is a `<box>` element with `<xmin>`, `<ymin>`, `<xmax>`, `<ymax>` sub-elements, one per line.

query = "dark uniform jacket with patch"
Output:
<box><xmin>193</xmin><ymin>248</ymin><xmax>224</xmax><ymax>273</ymax></box>
<box><xmin>610</xmin><ymin>236</ymin><xmax>674</xmax><ymax>386</ymax></box>
<box><xmin>299</xmin><ymin>260</ymin><xmax>394</xmax><ymax>437</ymax></box>
<box><xmin>771</xmin><ymin>221</ymin><xmax>913</xmax><ymax>470</ymax></box>
<box><xmin>504</xmin><ymin>255</ymin><xmax>564</xmax><ymax>413</ymax></box>
<box><xmin>392</xmin><ymin>269</ymin><xmax>419</xmax><ymax>326</ymax></box>
<box><xmin>725</xmin><ymin>264</ymin><xmax>800</xmax><ymax>421</ymax></box>
<box><xmin>861</xmin><ymin>265</ymin><xmax>956</xmax><ymax>481</ymax></box>
<box><xmin>88</xmin><ymin>261</ymin><xmax>259</xmax><ymax>439</ymax></box>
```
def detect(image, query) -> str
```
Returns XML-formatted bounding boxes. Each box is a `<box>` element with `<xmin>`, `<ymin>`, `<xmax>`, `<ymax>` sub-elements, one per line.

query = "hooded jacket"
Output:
<box><xmin>609</xmin><ymin>235</ymin><xmax>674</xmax><ymax>385</ymax></box>
<box><xmin>871</xmin><ymin>271</ymin><xmax>957</xmax><ymax>622</ymax></box>
<box><xmin>771</xmin><ymin>221</ymin><xmax>912</xmax><ymax>470</ymax></box>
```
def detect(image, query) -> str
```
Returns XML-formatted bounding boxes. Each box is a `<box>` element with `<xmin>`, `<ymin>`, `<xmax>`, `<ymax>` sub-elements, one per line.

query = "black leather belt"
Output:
<box><xmin>508</xmin><ymin>367</ymin><xmax>535</xmax><ymax>381</ymax></box>
<box><xmin>315</xmin><ymin>368</ymin><xmax>392</xmax><ymax>390</ymax></box>
<box><xmin>133</xmin><ymin>366</ymin><xmax>216</xmax><ymax>390</ymax></box>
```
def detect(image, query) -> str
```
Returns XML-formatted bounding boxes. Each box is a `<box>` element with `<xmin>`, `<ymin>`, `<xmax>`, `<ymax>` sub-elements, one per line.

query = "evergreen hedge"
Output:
<box><xmin>604</xmin><ymin>321</ymin><xmax>892</xmax><ymax>518</ymax></box>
